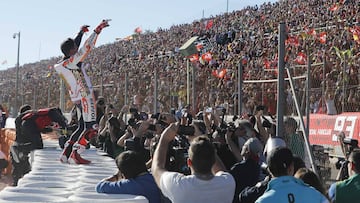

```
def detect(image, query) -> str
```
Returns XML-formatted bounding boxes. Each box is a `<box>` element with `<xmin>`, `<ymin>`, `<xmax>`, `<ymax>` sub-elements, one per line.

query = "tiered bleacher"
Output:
<box><xmin>0</xmin><ymin>0</ymin><xmax>359</xmax><ymax>115</ymax></box>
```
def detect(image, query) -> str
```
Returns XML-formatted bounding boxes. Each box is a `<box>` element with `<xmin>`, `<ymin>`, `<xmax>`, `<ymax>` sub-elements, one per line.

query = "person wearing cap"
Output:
<box><xmin>255</xmin><ymin>147</ymin><xmax>329</xmax><ymax>203</ymax></box>
<box><xmin>230</xmin><ymin>137</ymin><xmax>263</xmax><ymax>203</ymax></box>
<box><xmin>328</xmin><ymin>149</ymin><xmax>360</xmax><ymax>203</ymax></box>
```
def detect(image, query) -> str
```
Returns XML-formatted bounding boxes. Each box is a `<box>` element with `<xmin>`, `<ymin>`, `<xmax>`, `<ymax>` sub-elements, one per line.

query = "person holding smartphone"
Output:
<box><xmin>151</xmin><ymin>121</ymin><xmax>235</xmax><ymax>203</ymax></box>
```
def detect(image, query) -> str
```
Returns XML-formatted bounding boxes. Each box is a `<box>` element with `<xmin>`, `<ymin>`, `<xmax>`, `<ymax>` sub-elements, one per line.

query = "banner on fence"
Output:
<box><xmin>309</xmin><ymin>113</ymin><xmax>360</xmax><ymax>146</ymax></box>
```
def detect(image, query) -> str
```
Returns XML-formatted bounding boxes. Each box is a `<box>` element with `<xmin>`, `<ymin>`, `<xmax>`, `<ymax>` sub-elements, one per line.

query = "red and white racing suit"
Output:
<box><xmin>54</xmin><ymin>32</ymin><xmax>99</xmax><ymax>159</ymax></box>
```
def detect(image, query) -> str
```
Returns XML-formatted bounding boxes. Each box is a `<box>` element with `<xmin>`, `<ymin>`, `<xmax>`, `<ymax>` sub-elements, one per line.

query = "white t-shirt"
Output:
<box><xmin>160</xmin><ymin>171</ymin><xmax>235</xmax><ymax>203</ymax></box>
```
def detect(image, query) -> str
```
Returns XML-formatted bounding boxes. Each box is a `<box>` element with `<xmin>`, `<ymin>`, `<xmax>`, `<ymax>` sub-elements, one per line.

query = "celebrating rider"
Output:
<box><xmin>54</xmin><ymin>20</ymin><xmax>110</xmax><ymax>164</ymax></box>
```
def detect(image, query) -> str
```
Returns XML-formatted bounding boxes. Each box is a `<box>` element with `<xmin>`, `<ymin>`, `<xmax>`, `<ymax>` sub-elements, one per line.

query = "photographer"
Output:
<box><xmin>98</xmin><ymin>104</ymin><xmax>126</xmax><ymax>158</ymax></box>
<box><xmin>118</xmin><ymin>111</ymin><xmax>173</xmax><ymax>164</ymax></box>
<box><xmin>230</xmin><ymin>137</ymin><xmax>263</xmax><ymax>203</ymax></box>
<box><xmin>206</xmin><ymin>108</ymin><xmax>238</xmax><ymax>170</ymax></box>
<box><xmin>225</xmin><ymin>122</ymin><xmax>251</xmax><ymax>162</ymax></box>
<box><xmin>253</xmin><ymin>105</ymin><xmax>270</xmax><ymax>145</ymax></box>
<box><xmin>151</xmin><ymin>121</ymin><xmax>235</xmax><ymax>203</ymax></box>
<box><xmin>117</xmin><ymin>120</ymin><xmax>152</xmax><ymax>163</ymax></box>
<box><xmin>118</xmin><ymin>113</ymin><xmax>180</xmax><ymax>168</ymax></box>
<box><xmin>328</xmin><ymin>149</ymin><xmax>360</xmax><ymax>203</ymax></box>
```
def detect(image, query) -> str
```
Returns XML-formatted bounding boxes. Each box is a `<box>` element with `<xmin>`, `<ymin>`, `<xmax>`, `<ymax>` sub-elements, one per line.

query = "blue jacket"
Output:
<box><xmin>255</xmin><ymin>176</ymin><xmax>329</xmax><ymax>203</ymax></box>
<box><xmin>96</xmin><ymin>173</ymin><xmax>161</xmax><ymax>203</ymax></box>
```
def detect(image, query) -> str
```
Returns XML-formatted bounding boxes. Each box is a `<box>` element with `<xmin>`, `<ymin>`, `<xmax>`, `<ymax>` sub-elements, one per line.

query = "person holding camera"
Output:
<box><xmin>151</xmin><ymin>122</ymin><xmax>235</xmax><ymax>203</ymax></box>
<box><xmin>253</xmin><ymin>105</ymin><xmax>271</xmax><ymax>145</ymax></box>
<box><xmin>229</xmin><ymin>137</ymin><xmax>263</xmax><ymax>203</ymax></box>
<box><xmin>96</xmin><ymin>150</ymin><xmax>161</xmax><ymax>203</ymax></box>
<box><xmin>98</xmin><ymin>104</ymin><xmax>125</xmax><ymax>158</ymax></box>
<box><xmin>225</xmin><ymin>122</ymin><xmax>252</xmax><ymax>162</ymax></box>
<box><xmin>117</xmin><ymin>118</ymin><xmax>156</xmax><ymax>163</ymax></box>
<box><xmin>328</xmin><ymin>149</ymin><xmax>360</xmax><ymax>203</ymax></box>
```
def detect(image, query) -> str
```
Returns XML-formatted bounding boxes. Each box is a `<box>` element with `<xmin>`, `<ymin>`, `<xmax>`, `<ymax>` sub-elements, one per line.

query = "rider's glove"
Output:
<box><xmin>94</xmin><ymin>19</ymin><xmax>110</xmax><ymax>34</ymax></box>
<box><xmin>80</xmin><ymin>25</ymin><xmax>90</xmax><ymax>33</ymax></box>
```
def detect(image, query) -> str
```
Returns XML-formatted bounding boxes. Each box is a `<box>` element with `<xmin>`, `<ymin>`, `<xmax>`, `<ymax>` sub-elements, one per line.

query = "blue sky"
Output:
<box><xmin>0</xmin><ymin>0</ymin><xmax>276</xmax><ymax>70</ymax></box>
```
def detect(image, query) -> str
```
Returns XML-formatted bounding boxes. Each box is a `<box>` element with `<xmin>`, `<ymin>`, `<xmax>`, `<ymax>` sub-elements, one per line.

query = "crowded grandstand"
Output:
<box><xmin>0</xmin><ymin>0</ymin><xmax>358</xmax><ymax>116</ymax></box>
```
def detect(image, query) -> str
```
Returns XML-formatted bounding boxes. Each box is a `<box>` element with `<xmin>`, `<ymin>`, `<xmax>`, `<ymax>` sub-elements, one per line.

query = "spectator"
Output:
<box><xmin>10</xmin><ymin>104</ymin><xmax>32</xmax><ymax>186</ymax></box>
<box><xmin>0</xmin><ymin>149</ymin><xmax>9</xmax><ymax>178</ymax></box>
<box><xmin>225</xmin><ymin>122</ymin><xmax>252</xmax><ymax>162</ymax></box>
<box><xmin>255</xmin><ymin>147</ymin><xmax>329</xmax><ymax>203</ymax></box>
<box><xmin>0</xmin><ymin>104</ymin><xmax>8</xmax><ymax>128</ymax></box>
<box><xmin>11</xmin><ymin>105</ymin><xmax>67</xmax><ymax>186</ymax></box>
<box><xmin>230</xmin><ymin>137</ymin><xmax>263</xmax><ymax>203</ymax></box>
<box><xmin>96</xmin><ymin>150</ymin><xmax>161</xmax><ymax>203</ymax></box>
<box><xmin>328</xmin><ymin>149</ymin><xmax>360</xmax><ymax>203</ymax></box>
<box><xmin>239</xmin><ymin>155</ymin><xmax>306</xmax><ymax>203</ymax></box>
<box><xmin>96</xmin><ymin>96</ymin><xmax>106</xmax><ymax>124</ymax></box>
<box><xmin>294</xmin><ymin>167</ymin><xmax>329</xmax><ymax>200</ymax></box>
<box><xmin>284</xmin><ymin>116</ymin><xmax>305</xmax><ymax>160</ymax></box>
<box><xmin>324</xmin><ymin>87</ymin><xmax>338</xmax><ymax>115</ymax></box>
<box><xmin>1</xmin><ymin>0</ymin><xmax>360</xmax><ymax>119</ymax></box>
<box><xmin>152</xmin><ymin>122</ymin><xmax>236</xmax><ymax>203</ymax></box>
<box><xmin>98</xmin><ymin>104</ymin><xmax>125</xmax><ymax>158</ymax></box>
<box><xmin>253</xmin><ymin>105</ymin><xmax>270</xmax><ymax>145</ymax></box>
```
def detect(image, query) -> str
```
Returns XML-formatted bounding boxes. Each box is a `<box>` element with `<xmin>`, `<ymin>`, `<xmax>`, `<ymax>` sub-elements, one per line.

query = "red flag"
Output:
<box><xmin>201</xmin><ymin>52</ymin><xmax>212</xmax><ymax>62</ymax></box>
<box><xmin>285</xmin><ymin>35</ymin><xmax>299</xmax><ymax>46</ymax></box>
<box><xmin>295</xmin><ymin>52</ymin><xmax>307</xmax><ymax>65</ymax></box>
<box><xmin>241</xmin><ymin>58</ymin><xmax>247</xmax><ymax>65</ymax></box>
<box><xmin>205</xmin><ymin>20</ymin><xmax>213</xmax><ymax>30</ymax></box>
<box><xmin>318</xmin><ymin>32</ymin><xmax>327</xmax><ymax>44</ymax></box>
<box><xmin>134</xmin><ymin>27</ymin><xmax>142</xmax><ymax>34</ymax></box>
<box><xmin>211</xmin><ymin>68</ymin><xmax>227</xmax><ymax>79</ymax></box>
<box><xmin>306</xmin><ymin>28</ymin><xmax>317</xmax><ymax>37</ymax></box>
<box><xmin>329</xmin><ymin>4</ymin><xmax>339</xmax><ymax>11</ymax></box>
<box><xmin>211</xmin><ymin>69</ymin><xmax>218</xmax><ymax>78</ymax></box>
<box><xmin>263</xmin><ymin>59</ymin><xmax>270</xmax><ymax>69</ymax></box>
<box><xmin>188</xmin><ymin>54</ymin><xmax>199</xmax><ymax>62</ymax></box>
<box><xmin>218</xmin><ymin>69</ymin><xmax>227</xmax><ymax>78</ymax></box>
<box><xmin>196</xmin><ymin>43</ymin><xmax>203</xmax><ymax>51</ymax></box>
